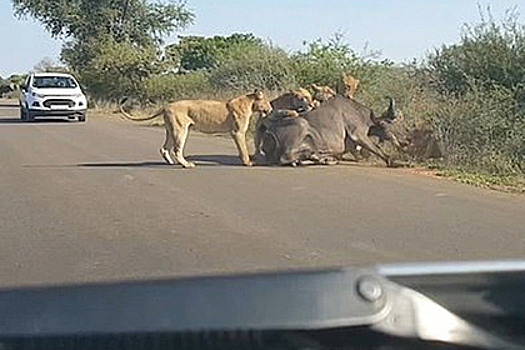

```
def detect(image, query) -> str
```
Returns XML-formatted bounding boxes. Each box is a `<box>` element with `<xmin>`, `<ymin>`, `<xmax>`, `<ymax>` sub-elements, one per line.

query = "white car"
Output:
<box><xmin>20</xmin><ymin>73</ymin><xmax>87</xmax><ymax>122</ymax></box>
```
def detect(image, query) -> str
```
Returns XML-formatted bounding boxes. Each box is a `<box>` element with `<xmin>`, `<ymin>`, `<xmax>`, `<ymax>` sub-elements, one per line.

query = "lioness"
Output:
<box><xmin>120</xmin><ymin>90</ymin><xmax>272</xmax><ymax>168</ymax></box>
<box><xmin>342</xmin><ymin>73</ymin><xmax>359</xmax><ymax>99</ymax></box>
<box><xmin>311</xmin><ymin>84</ymin><xmax>337</xmax><ymax>107</ymax></box>
<box><xmin>270</xmin><ymin>88</ymin><xmax>314</xmax><ymax>112</ymax></box>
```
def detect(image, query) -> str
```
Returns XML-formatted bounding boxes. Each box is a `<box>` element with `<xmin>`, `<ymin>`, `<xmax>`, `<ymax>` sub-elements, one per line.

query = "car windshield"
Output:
<box><xmin>2</xmin><ymin>0</ymin><xmax>525</xmax><ymax>348</ymax></box>
<box><xmin>32</xmin><ymin>76</ymin><xmax>77</xmax><ymax>89</ymax></box>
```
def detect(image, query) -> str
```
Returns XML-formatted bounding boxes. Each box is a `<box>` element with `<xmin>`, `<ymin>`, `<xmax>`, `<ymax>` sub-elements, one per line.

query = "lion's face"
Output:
<box><xmin>342</xmin><ymin>74</ymin><xmax>359</xmax><ymax>99</ymax></box>
<box><xmin>312</xmin><ymin>84</ymin><xmax>337</xmax><ymax>103</ymax></box>
<box><xmin>290</xmin><ymin>88</ymin><xmax>314</xmax><ymax>112</ymax></box>
<box><xmin>252</xmin><ymin>90</ymin><xmax>272</xmax><ymax>117</ymax></box>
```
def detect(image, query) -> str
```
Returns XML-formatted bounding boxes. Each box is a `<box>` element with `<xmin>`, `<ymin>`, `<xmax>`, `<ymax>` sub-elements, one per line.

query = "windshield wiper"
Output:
<box><xmin>1</xmin><ymin>261</ymin><xmax>524</xmax><ymax>349</ymax></box>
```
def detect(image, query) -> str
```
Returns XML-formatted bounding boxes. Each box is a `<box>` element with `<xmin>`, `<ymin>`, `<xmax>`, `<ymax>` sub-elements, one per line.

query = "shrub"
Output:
<box><xmin>68</xmin><ymin>37</ymin><xmax>160</xmax><ymax>101</ymax></box>
<box><xmin>423</xmin><ymin>8</ymin><xmax>525</xmax><ymax>174</ymax></box>
<box><xmin>142</xmin><ymin>71</ymin><xmax>212</xmax><ymax>102</ymax></box>
<box><xmin>208</xmin><ymin>44</ymin><xmax>297</xmax><ymax>93</ymax></box>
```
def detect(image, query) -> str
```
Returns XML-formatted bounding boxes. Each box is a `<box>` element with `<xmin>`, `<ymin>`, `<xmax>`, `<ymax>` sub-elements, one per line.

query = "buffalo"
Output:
<box><xmin>259</xmin><ymin>95</ymin><xmax>404</xmax><ymax>166</ymax></box>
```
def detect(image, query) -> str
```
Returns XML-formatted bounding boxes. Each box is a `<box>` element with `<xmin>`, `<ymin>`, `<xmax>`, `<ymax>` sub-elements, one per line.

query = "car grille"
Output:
<box><xmin>43</xmin><ymin>99</ymin><xmax>75</xmax><ymax>108</ymax></box>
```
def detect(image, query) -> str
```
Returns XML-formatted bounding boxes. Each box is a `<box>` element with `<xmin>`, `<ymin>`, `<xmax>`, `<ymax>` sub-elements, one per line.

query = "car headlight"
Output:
<box><xmin>75</xmin><ymin>94</ymin><xmax>85</xmax><ymax>99</ymax></box>
<box><xmin>31</xmin><ymin>92</ymin><xmax>45</xmax><ymax>98</ymax></box>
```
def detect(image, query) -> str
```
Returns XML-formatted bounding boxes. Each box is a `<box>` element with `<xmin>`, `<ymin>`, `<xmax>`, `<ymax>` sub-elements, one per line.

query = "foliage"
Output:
<box><xmin>165</xmin><ymin>33</ymin><xmax>265</xmax><ymax>72</ymax></box>
<box><xmin>33</xmin><ymin>57</ymin><xmax>68</xmax><ymax>73</ymax></box>
<box><xmin>437</xmin><ymin>169</ymin><xmax>525</xmax><ymax>194</ymax></box>
<box><xmin>428</xmin><ymin>7</ymin><xmax>525</xmax><ymax>102</ymax></box>
<box><xmin>11</xmin><ymin>0</ymin><xmax>193</xmax><ymax>45</ymax></box>
<box><xmin>424</xmin><ymin>8</ymin><xmax>525</xmax><ymax>175</ymax></box>
<box><xmin>291</xmin><ymin>34</ymin><xmax>362</xmax><ymax>89</ymax></box>
<box><xmin>68</xmin><ymin>37</ymin><xmax>160</xmax><ymax>100</ymax></box>
<box><xmin>207</xmin><ymin>44</ymin><xmax>296</xmax><ymax>92</ymax></box>
<box><xmin>11</xmin><ymin>0</ymin><xmax>194</xmax><ymax>98</ymax></box>
<box><xmin>6</xmin><ymin>74</ymin><xmax>27</xmax><ymax>87</ymax></box>
<box><xmin>142</xmin><ymin>71</ymin><xmax>211</xmax><ymax>102</ymax></box>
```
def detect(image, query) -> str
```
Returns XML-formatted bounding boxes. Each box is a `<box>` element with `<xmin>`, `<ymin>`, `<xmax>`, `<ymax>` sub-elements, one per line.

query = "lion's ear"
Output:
<box><xmin>253</xmin><ymin>89</ymin><xmax>264</xmax><ymax>100</ymax></box>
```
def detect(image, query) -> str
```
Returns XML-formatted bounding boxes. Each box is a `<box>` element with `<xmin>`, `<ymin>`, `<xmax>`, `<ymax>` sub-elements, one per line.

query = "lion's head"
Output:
<box><xmin>292</xmin><ymin>87</ymin><xmax>315</xmax><ymax>111</ymax></box>
<box><xmin>342</xmin><ymin>73</ymin><xmax>359</xmax><ymax>99</ymax></box>
<box><xmin>311</xmin><ymin>84</ymin><xmax>337</xmax><ymax>105</ymax></box>
<box><xmin>251</xmin><ymin>89</ymin><xmax>272</xmax><ymax>117</ymax></box>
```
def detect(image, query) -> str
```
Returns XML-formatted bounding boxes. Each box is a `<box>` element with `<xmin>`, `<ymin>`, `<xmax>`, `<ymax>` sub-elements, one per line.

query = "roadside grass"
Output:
<box><xmin>87</xmin><ymin>105</ymin><xmax>123</xmax><ymax>122</ymax></box>
<box><xmin>436</xmin><ymin>168</ymin><xmax>525</xmax><ymax>194</ymax></box>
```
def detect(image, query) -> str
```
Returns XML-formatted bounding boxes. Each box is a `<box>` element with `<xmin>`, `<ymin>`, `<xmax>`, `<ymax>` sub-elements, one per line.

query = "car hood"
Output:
<box><xmin>32</xmin><ymin>88</ymin><xmax>83</xmax><ymax>96</ymax></box>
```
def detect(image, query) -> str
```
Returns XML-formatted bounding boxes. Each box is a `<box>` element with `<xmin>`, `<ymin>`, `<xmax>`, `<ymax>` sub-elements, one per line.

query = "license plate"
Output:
<box><xmin>50</xmin><ymin>105</ymin><xmax>68</xmax><ymax>110</ymax></box>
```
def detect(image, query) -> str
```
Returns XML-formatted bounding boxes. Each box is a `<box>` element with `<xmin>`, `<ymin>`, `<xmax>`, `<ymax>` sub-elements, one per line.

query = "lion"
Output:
<box><xmin>311</xmin><ymin>84</ymin><xmax>337</xmax><ymax>107</ymax></box>
<box><xmin>270</xmin><ymin>88</ymin><xmax>314</xmax><ymax>112</ymax></box>
<box><xmin>342</xmin><ymin>73</ymin><xmax>359</xmax><ymax>99</ymax></box>
<box><xmin>120</xmin><ymin>90</ymin><xmax>272</xmax><ymax>168</ymax></box>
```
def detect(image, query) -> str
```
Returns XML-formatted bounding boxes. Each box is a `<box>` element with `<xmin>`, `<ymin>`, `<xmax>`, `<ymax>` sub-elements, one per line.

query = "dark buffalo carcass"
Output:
<box><xmin>261</xmin><ymin>115</ymin><xmax>325</xmax><ymax>166</ymax></box>
<box><xmin>260</xmin><ymin>95</ymin><xmax>403</xmax><ymax>166</ymax></box>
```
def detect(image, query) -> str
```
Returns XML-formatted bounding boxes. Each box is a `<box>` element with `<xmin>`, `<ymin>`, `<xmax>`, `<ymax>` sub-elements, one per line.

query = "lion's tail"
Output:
<box><xmin>119</xmin><ymin>97</ymin><xmax>164</xmax><ymax>122</ymax></box>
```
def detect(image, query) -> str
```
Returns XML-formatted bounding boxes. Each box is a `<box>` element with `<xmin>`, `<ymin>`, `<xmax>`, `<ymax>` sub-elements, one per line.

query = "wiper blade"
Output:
<box><xmin>0</xmin><ymin>261</ymin><xmax>524</xmax><ymax>349</ymax></box>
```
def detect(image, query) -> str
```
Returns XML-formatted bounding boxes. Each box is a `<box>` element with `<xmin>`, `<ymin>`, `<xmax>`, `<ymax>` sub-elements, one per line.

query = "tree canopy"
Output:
<box><xmin>12</xmin><ymin>0</ymin><xmax>194</xmax><ymax>46</ymax></box>
<box><xmin>11</xmin><ymin>0</ymin><xmax>194</xmax><ymax>98</ymax></box>
<box><xmin>165</xmin><ymin>33</ymin><xmax>265</xmax><ymax>72</ymax></box>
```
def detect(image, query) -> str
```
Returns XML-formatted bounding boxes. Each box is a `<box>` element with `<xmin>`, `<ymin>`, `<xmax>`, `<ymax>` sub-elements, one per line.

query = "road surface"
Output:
<box><xmin>1</xmin><ymin>103</ymin><xmax>524</xmax><ymax>288</ymax></box>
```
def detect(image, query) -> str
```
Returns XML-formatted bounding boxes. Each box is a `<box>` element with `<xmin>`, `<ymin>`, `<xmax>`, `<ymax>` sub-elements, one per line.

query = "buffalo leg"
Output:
<box><xmin>253</xmin><ymin>120</ymin><xmax>265</xmax><ymax>156</ymax></box>
<box><xmin>358</xmin><ymin>137</ymin><xmax>391</xmax><ymax>166</ymax></box>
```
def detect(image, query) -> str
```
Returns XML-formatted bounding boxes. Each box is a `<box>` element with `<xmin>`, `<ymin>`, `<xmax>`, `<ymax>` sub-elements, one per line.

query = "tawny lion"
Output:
<box><xmin>120</xmin><ymin>90</ymin><xmax>272</xmax><ymax>168</ymax></box>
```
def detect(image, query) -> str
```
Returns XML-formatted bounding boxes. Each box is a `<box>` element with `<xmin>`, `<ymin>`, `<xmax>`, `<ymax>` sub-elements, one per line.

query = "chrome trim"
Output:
<box><xmin>377</xmin><ymin>260</ymin><xmax>525</xmax><ymax>276</ymax></box>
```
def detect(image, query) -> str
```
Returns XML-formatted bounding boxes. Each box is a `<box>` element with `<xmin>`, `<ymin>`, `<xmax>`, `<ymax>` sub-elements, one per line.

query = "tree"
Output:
<box><xmin>165</xmin><ymin>33</ymin><xmax>265</xmax><ymax>72</ymax></box>
<box><xmin>11</xmin><ymin>0</ymin><xmax>194</xmax><ymax>45</ymax></box>
<box><xmin>428</xmin><ymin>7</ymin><xmax>525</xmax><ymax>100</ymax></box>
<box><xmin>11</xmin><ymin>0</ymin><xmax>194</xmax><ymax>98</ymax></box>
<box><xmin>73</xmin><ymin>37</ymin><xmax>160</xmax><ymax>99</ymax></box>
<box><xmin>33</xmin><ymin>57</ymin><xmax>67</xmax><ymax>73</ymax></box>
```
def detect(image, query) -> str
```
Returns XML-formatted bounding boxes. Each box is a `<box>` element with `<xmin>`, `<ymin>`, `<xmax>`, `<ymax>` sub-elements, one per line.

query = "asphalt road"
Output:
<box><xmin>1</xmin><ymin>104</ymin><xmax>525</xmax><ymax>288</ymax></box>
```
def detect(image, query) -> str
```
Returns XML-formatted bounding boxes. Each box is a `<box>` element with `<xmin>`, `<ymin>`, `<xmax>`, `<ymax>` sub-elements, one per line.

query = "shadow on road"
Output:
<box><xmin>23</xmin><ymin>157</ymin><xmax>244</xmax><ymax>170</ymax></box>
<box><xmin>76</xmin><ymin>155</ymin><xmax>243</xmax><ymax>168</ymax></box>
<box><xmin>187</xmin><ymin>154</ymin><xmax>243</xmax><ymax>166</ymax></box>
<box><xmin>77</xmin><ymin>161</ymin><xmax>170</xmax><ymax>169</ymax></box>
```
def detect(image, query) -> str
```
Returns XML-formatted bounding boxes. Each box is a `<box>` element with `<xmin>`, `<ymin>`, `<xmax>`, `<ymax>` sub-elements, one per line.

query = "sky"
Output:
<box><xmin>0</xmin><ymin>0</ymin><xmax>523</xmax><ymax>77</ymax></box>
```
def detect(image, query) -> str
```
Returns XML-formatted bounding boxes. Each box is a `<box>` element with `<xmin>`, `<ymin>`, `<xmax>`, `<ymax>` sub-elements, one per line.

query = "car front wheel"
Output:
<box><xmin>78</xmin><ymin>113</ymin><xmax>86</xmax><ymax>122</ymax></box>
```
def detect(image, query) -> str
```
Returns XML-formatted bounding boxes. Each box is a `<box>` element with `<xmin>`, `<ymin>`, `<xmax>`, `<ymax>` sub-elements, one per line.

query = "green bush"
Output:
<box><xmin>208</xmin><ymin>44</ymin><xmax>297</xmax><ymax>93</ymax></box>
<box><xmin>423</xmin><ymin>9</ymin><xmax>525</xmax><ymax>175</ymax></box>
<box><xmin>291</xmin><ymin>35</ymin><xmax>362</xmax><ymax>89</ymax></box>
<box><xmin>428</xmin><ymin>8</ymin><xmax>525</xmax><ymax>100</ymax></box>
<box><xmin>142</xmin><ymin>71</ymin><xmax>212</xmax><ymax>102</ymax></box>
<box><xmin>431</xmin><ymin>84</ymin><xmax>524</xmax><ymax>174</ymax></box>
<box><xmin>69</xmin><ymin>37</ymin><xmax>160</xmax><ymax>101</ymax></box>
